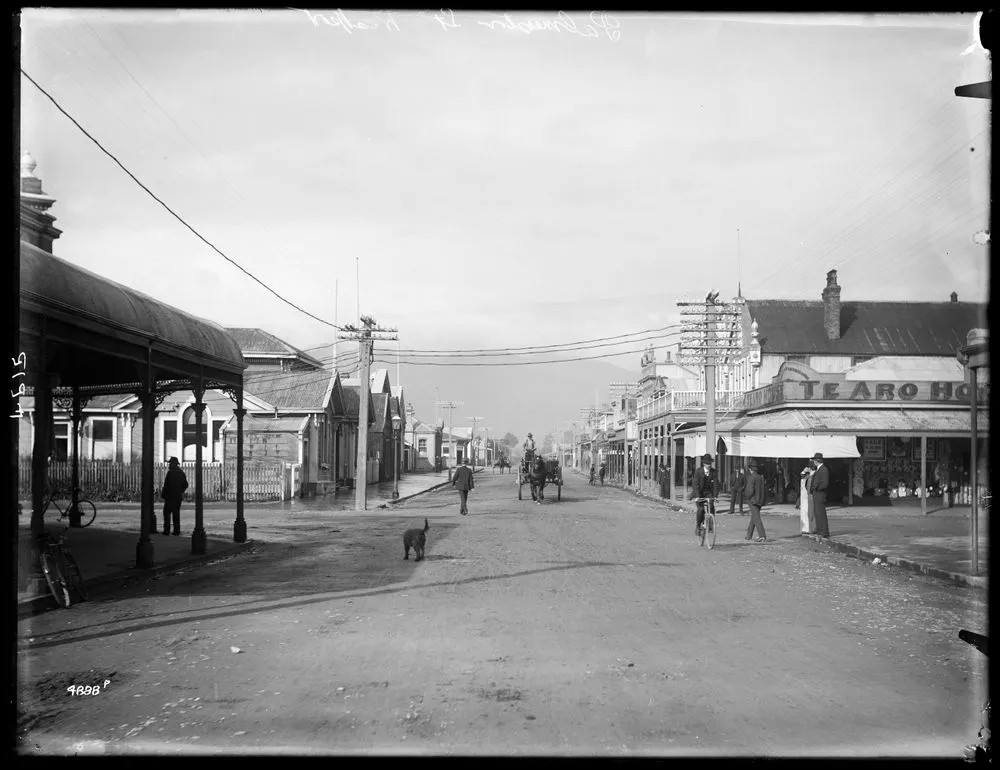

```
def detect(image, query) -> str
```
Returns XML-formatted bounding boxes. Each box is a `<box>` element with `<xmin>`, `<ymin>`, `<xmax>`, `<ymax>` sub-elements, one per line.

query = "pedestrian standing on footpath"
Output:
<box><xmin>659</xmin><ymin>461</ymin><xmax>669</xmax><ymax>498</ymax></box>
<box><xmin>161</xmin><ymin>457</ymin><xmax>188</xmax><ymax>536</ymax></box>
<box><xmin>807</xmin><ymin>452</ymin><xmax>831</xmax><ymax>538</ymax></box>
<box><xmin>744</xmin><ymin>460</ymin><xmax>767</xmax><ymax>542</ymax></box>
<box><xmin>799</xmin><ymin>463</ymin><xmax>816</xmax><ymax>535</ymax></box>
<box><xmin>452</xmin><ymin>456</ymin><xmax>475</xmax><ymax>516</ymax></box>
<box><xmin>729</xmin><ymin>465</ymin><xmax>747</xmax><ymax>515</ymax></box>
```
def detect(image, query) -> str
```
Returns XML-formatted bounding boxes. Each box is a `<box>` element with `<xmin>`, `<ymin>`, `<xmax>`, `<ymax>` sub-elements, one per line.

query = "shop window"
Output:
<box><xmin>91</xmin><ymin>418</ymin><xmax>115</xmax><ymax>460</ymax></box>
<box><xmin>785</xmin><ymin>355</ymin><xmax>808</xmax><ymax>363</ymax></box>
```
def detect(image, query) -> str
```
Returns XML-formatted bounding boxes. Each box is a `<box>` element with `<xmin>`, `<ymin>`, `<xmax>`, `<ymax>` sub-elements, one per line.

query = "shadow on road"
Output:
<box><xmin>21</xmin><ymin>557</ymin><xmax>677</xmax><ymax>651</ymax></box>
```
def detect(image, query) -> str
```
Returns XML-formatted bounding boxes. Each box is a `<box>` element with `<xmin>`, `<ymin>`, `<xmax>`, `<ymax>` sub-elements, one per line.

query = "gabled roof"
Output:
<box><xmin>747</xmin><ymin>300</ymin><xmax>987</xmax><ymax>356</ymax></box>
<box><xmin>340</xmin><ymin>382</ymin><xmax>375</xmax><ymax>423</ymax></box>
<box><xmin>243</xmin><ymin>370</ymin><xmax>333</xmax><ymax>411</ymax></box>
<box><xmin>226</xmin><ymin>327</ymin><xmax>326</xmax><ymax>370</ymax></box>
<box><xmin>370</xmin><ymin>368</ymin><xmax>391</xmax><ymax>395</ymax></box>
<box><xmin>371</xmin><ymin>393</ymin><xmax>390</xmax><ymax>433</ymax></box>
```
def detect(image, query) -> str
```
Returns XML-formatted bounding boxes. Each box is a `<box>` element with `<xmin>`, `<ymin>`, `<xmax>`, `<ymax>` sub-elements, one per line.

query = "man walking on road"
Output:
<box><xmin>161</xmin><ymin>457</ymin><xmax>188</xmax><ymax>536</ymax></box>
<box><xmin>807</xmin><ymin>452</ymin><xmax>830</xmax><ymax>538</ymax></box>
<box><xmin>729</xmin><ymin>465</ymin><xmax>747</xmax><ymax>515</ymax></box>
<box><xmin>452</xmin><ymin>456</ymin><xmax>475</xmax><ymax>516</ymax></box>
<box><xmin>744</xmin><ymin>460</ymin><xmax>767</xmax><ymax>542</ymax></box>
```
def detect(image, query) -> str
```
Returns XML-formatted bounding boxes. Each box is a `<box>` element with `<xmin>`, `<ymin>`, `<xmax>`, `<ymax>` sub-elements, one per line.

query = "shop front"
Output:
<box><xmin>673</xmin><ymin>360</ymin><xmax>989</xmax><ymax>511</ymax></box>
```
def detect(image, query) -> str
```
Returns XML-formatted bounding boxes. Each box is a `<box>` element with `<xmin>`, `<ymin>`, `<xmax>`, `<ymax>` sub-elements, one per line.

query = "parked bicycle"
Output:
<box><xmin>38</xmin><ymin>528</ymin><xmax>87</xmax><ymax>608</ymax></box>
<box><xmin>694</xmin><ymin>497</ymin><xmax>717</xmax><ymax>550</ymax></box>
<box><xmin>42</xmin><ymin>488</ymin><xmax>97</xmax><ymax>528</ymax></box>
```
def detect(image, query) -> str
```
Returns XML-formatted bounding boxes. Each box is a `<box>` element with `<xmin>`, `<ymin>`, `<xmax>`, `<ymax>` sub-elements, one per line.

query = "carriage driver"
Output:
<box><xmin>522</xmin><ymin>433</ymin><xmax>537</xmax><ymax>462</ymax></box>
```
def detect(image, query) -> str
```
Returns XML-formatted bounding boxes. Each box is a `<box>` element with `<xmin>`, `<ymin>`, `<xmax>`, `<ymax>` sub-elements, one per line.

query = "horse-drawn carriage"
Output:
<box><xmin>517</xmin><ymin>452</ymin><xmax>563</xmax><ymax>501</ymax></box>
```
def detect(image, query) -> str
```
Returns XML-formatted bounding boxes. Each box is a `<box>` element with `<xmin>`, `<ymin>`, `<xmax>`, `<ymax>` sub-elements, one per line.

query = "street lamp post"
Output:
<box><xmin>391</xmin><ymin>414</ymin><xmax>401</xmax><ymax>501</ymax></box>
<box><xmin>958</xmin><ymin>328</ymin><xmax>989</xmax><ymax>576</ymax></box>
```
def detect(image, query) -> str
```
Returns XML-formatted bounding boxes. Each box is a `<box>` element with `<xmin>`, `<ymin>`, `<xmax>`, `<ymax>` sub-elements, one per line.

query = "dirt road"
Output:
<box><xmin>17</xmin><ymin>474</ymin><xmax>987</xmax><ymax>756</ymax></box>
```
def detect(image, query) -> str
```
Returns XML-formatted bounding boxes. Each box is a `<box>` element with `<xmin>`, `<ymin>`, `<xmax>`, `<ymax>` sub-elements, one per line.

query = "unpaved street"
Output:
<box><xmin>17</xmin><ymin>474</ymin><xmax>987</xmax><ymax>756</ymax></box>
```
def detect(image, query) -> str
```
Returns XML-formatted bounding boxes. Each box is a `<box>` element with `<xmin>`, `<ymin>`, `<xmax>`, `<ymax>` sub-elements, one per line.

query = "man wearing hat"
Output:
<box><xmin>161</xmin><ymin>457</ymin><xmax>189</xmax><ymax>536</ymax></box>
<box><xmin>690</xmin><ymin>453</ymin><xmax>718</xmax><ymax>536</ymax></box>
<box><xmin>522</xmin><ymin>433</ymin><xmax>536</xmax><ymax>462</ymax></box>
<box><xmin>806</xmin><ymin>452</ymin><xmax>830</xmax><ymax>538</ymax></box>
<box><xmin>744</xmin><ymin>460</ymin><xmax>767</xmax><ymax>542</ymax></box>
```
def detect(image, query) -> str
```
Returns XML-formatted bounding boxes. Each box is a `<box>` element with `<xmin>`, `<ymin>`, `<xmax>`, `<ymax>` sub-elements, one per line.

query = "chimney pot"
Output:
<box><xmin>951</xmin><ymin>291</ymin><xmax>958</xmax><ymax>303</ymax></box>
<box><xmin>821</xmin><ymin>268</ymin><xmax>842</xmax><ymax>341</ymax></box>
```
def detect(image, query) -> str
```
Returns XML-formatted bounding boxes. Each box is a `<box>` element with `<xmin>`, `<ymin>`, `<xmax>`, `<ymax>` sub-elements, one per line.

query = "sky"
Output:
<box><xmin>18</xmin><ymin>10</ymin><xmax>991</xmax><ymax>441</ymax></box>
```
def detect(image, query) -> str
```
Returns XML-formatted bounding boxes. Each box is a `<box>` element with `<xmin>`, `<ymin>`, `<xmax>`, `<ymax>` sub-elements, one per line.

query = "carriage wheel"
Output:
<box><xmin>557</xmin><ymin>482</ymin><xmax>561</xmax><ymax>501</ymax></box>
<box><xmin>518</xmin><ymin>474</ymin><xmax>523</xmax><ymax>500</ymax></box>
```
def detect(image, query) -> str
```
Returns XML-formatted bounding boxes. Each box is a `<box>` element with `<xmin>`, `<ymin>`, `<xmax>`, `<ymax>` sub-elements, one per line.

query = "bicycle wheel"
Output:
<box><xmin>61</xmin><ymin>551</ymin><xmax>88</xmax><ymax>602</ymax></box>
<box><xmin>40</xmin><ymin>552</ymin><xmax>71</xmax><ymax>608</ymax></box>
<box><xmin>75</xmin><ymin>500</ymin><xmax>97</xmax><ymax>528</ymax></box>
<box><xmin>705</xmin><ymin>514</ymin><xmax>717</xmax><ymax>550</ymax></box>
<box><xmin>696</xmin><ymin>516</ymin><xmax>706</xmax><ymax>547</ymax></box>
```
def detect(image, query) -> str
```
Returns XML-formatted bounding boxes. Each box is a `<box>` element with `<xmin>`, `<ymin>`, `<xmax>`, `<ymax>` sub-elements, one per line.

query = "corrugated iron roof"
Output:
<box><xmin>243</xmin><ymin>370</ymin><xmax>332</xmax><ymax>411</ymax></box>
<box><xmin>21</xmin><ymin>242</ymin><xmax>244</xmax><ymax>375</ymax></box>
<box><xmin>232</xmin><ymin>414</ymin><xmax>309</xmax><ymax>433</ymax></box>
<box><xmin>371</xmin><ymin>393</ymin><xmax>389</xmax><ymax>432</ymax></box>
<box><xmin>226</xmin><ymin>327</ymin><xmax>325</xmax><ymax>369</ymax></box>
<box><xmin>746</xmin><ymin>300</ymin><xmax>987</xmax><ymax>355</ymax></box>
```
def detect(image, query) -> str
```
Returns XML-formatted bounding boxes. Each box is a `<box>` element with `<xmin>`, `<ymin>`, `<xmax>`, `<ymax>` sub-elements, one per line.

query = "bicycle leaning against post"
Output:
<box><xmin>37</xmin><ymin>527</ymin><xmax>88</xmax><ymax>609</ymax></box>
<box><xmin>694</xmin><ymin>497</ymin><xmax>717</xmax><ymax>550</ymax></box>
<box><xmin>42</xmin><ymin>488</ymin><xmax>97</xmax><ymax>528</ymax></box>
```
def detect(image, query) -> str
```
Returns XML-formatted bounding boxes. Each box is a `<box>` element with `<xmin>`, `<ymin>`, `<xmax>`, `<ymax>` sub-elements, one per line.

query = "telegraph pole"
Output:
<box><xmin>338</xmin><ymin>316</ymin><xmax>398</xmax><ymax>511</ymax></box>
<box><xmin>436</xmin><ymin>399</ymin><xmax>463</xmax><ymax>480</ymax></box>
<box><xmin>465</xmin><ymin>416</ymin><xmax>485</xmax><ymax>468</ymax></box>
<box><xmin>678</xmin><ymin>292</ymin><xmax>742</xmax><ymax>471</ymax></box>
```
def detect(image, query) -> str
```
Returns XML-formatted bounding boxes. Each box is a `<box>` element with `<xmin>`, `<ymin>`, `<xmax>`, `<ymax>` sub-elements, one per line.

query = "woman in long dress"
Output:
<box><xmin>800</xmin><ymin>464</ymin><xmax>815</xmax><ymax>534</ymax></box>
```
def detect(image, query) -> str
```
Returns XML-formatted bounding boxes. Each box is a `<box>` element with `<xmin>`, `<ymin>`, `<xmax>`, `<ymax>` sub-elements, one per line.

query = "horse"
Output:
<box><xmin>529</xmin><ymin>455</ymin><xmax>547</xmax><ymax>502</ymax></box>
<box><xmin>493</xmin><ymin>457</ymin><xmax>511</xmax><ymax>475</ymax></box>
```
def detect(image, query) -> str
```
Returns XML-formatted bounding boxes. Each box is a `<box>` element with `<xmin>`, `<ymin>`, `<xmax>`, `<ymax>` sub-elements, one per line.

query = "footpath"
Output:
<box><xmin>595</xmin><ymin>471</ymin><xmax>988</xmax><ymax>592</ymax></box>
<box><xmin>17</xmin><ymin>469</ymin><xmax>464</xmax><ymax>616</ymax></box>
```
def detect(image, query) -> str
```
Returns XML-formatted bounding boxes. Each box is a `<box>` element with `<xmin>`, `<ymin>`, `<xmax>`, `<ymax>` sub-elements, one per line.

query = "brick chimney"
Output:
<box><xmin>20</xmin><ymin>152</ymin><xmax>62</xmax><ymax>253</ymax></box>
<box><xmin>951</xmin><ymin>291</ymin><xmax>958</xmax><ymax>303</ymax></box>
<box><xmin>821</xmin><ymin>269</ymin><xmax>841</xmax><ymax>340</ymax></box>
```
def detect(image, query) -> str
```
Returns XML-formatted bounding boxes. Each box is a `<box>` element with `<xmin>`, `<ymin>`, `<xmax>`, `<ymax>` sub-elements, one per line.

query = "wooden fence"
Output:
<box><xmin>17</xmin><ymin>460</ymin><xmax>285</xmax><ymax>503</ymax></box>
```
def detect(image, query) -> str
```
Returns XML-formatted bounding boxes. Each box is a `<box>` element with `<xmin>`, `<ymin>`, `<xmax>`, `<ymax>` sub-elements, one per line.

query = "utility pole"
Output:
<box><xmin>465</xmin><ymin>416</ymin><xmax>485</xmax><ymax>468</ymax></box>
<box><xmin>678</xmin><ymin>291</ymin><xmax>742</xmax><ymax>472</ymax></box>
<box><xmin>338</xmin><ymin>315</ymin><xmax>398</xmax><ymax>511</ymax></box>
<box><xmin>436</xmin><ymin>399</ymin><xmax>463</xmax><ymax>480</ymax></box>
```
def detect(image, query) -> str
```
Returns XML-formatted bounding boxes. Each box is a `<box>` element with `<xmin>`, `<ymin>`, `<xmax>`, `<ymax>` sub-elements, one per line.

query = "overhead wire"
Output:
<box><xmin>21</xmin><ymin>67</ymin><xmax>344</xmax><ymax>331</ymax></box>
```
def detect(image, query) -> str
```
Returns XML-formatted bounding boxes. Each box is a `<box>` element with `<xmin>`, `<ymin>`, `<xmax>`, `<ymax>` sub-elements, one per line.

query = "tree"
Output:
<box><xmin>502</xmin><ymin>432</ymin><xmax>518</xmax><ymax>449</ymax></box>
<box><xmin>541</xmin><ymin>433</ymin><xmax>556</xmax><ymax>455</ymax></box>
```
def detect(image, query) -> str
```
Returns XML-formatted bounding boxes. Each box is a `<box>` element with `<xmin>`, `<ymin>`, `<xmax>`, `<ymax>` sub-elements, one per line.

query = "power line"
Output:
<box><xmin>20</xmin><ymin>67</ymin><xmax>343</xmax><ymax>332</ymax></box>
<box><xmin>299</xmin><ymin>323</ymin><xmax>683</xmax><ymax>357</ymax></box>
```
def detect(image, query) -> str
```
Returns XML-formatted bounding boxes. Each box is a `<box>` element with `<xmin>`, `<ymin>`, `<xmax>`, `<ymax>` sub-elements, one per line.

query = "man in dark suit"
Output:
<box><xmin>690</xmin><ymin>453</ymin><xmax>718</xmax><ymax>536</ymax></box>
<box><xmin>807</xmin><ymin>452</ymin><xmax>830</xmax><ymax>537</ymax></box>
<box><xmin>744</xmin><ymin>460</ymin><xmax>767</xmax><ymax>541</ymax></box>
<box><xmin>161</xmin><ymin>456</ymin><xmax>188</xmax><ymax>536</ymax></box>
<box><xmin>452</xmin><ymin>456</ymin><xmax>475</xmax><ymax>516</ymax></box>
<box><xmin>729</xmin><ymin>465</ymin><xmax>747</xmax><ymax>515</ymax></box>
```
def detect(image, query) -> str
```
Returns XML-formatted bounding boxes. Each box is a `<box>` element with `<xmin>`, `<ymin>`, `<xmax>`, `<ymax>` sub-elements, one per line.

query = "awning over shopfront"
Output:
<box><xmin>726</xmin><ymin>433</ymin><xmax>859</xmax><ymax>458</ymax></box>
<box><xmin>674</xmin><ymin>407</ymin><xmax>985</xmax><ymax>458</ymax></box>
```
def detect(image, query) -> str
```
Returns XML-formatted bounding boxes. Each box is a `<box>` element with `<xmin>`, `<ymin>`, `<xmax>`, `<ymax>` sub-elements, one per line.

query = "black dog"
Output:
<box><xmin>403</xmin><ymin>518</ymin><xmax>429</xmax><ymax>561</ymax></box>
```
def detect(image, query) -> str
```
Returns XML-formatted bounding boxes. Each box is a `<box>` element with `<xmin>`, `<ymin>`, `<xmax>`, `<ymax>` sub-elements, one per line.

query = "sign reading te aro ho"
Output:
<box><xmin>782</xmin><ymin>376</ymin><xmax>986</xmax><ymax>403</ymax></box>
